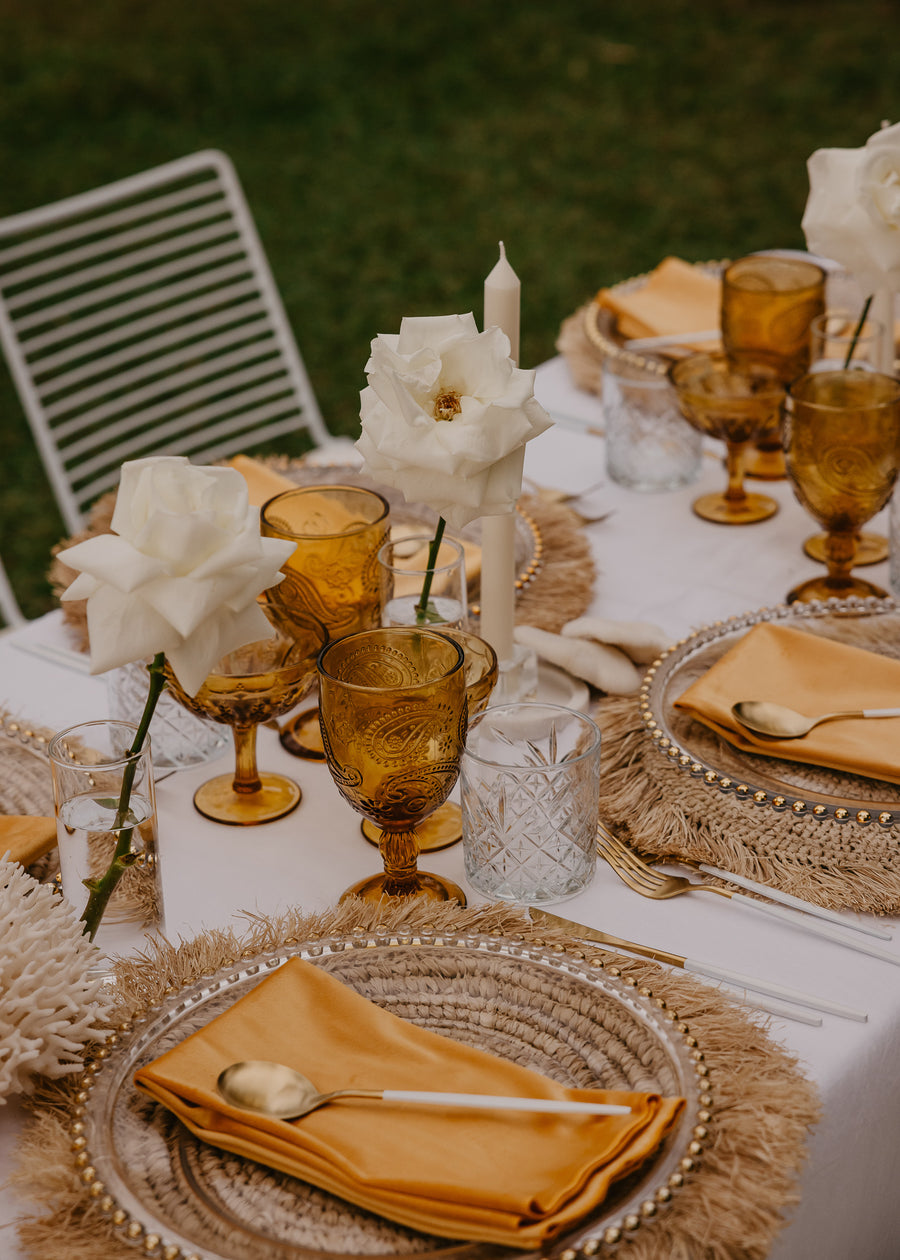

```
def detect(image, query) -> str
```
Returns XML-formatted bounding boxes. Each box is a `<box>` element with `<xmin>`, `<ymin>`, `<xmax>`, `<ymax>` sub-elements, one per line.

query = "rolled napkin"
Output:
<box><xmin>675</xmin><ymin>621</ymin><xmax>900</xmax><ymax>784</ymax></box>
<box><xmin>134</xmin><ymin>956</ymin><xmax>683</xmax><ymax>1248</ymax></box>
<box><xmin>0</xmin><ymin>816</ymin><xmax>57</xmax><ymax>866</ymax></box>
<box><xmin>596</xmin><ymin>256</ymin><xmax>721</xmax><ymax>349</ymax></box>
<box><xmin>514</xmin><ymin>617</ymin><xmax>670</xmax><ymax>695</ymax></box>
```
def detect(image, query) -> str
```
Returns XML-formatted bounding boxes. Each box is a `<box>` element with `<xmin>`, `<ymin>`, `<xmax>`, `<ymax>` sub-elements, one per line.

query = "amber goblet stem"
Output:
<box><xmin>822</xmin><ymin>530</ymin><xmax>858</xmax><ymax>591</ymax></box>
<box><xmin>724</xmin><ymin>440</ymin><xmax>750</xmax><ymax>505</ymax></box>
<box><xmin>232</xmin><ymin>725</ymin><xmax>263</xmax><ymax>795</ymax></box>
<box><xmin>378</xmin><ymin>829</ymin><xmax>422</xmax><ymax>897</ymax></box>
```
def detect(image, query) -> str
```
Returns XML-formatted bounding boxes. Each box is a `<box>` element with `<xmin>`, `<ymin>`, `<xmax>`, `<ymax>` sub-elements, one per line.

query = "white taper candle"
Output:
<box><xmin>480</xmin><ymin>243</ymin><xmax>521</xmax><ymax>662</ymax></box>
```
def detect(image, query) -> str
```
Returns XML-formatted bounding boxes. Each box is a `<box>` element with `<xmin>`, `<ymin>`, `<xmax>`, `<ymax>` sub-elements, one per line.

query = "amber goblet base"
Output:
<box><xmin>193</xmin><ymin>772</ymin><xmax>302</xmax><ymax>826</ymax></box>
<box><xmin>691</xmin><ymin>482</ymin><xmax>778</xmax><ymax>525</ymax></box>
<box><xmin>744</xmin><ymin>443</ymin><xmax>787</xmax><ymax>481</ymax></box>
<box><xmin>278</xmin><ymin>706</ymin><xmax>325</xmax><ymax>760</ymax></box>
<box><xmin>803</xmin><ymin>531</ymin><xmax>888</xmax><ymax>567</ymax></box>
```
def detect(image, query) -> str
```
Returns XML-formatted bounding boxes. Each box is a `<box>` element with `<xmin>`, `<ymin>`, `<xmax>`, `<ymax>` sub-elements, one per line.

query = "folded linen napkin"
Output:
<box><xmin>134</xmin><ymin>956</ymin><xmax>683</xmax><ymax>1248</ymax></box>
<box><xmin>596</xmin><ymin>256</ymin><xmax>721</xmax><ymax>349</ymax></box>
<box><xmin>515</xmin><ymin>617</ymin><xmax>670</xmax><ymax>695</ymax></box>
<box><xmin>0</xmin><ymin>815</ymin><xmax>57</xmax><ymax>866</ymax></box>
<box><xmin>228</xmin><ymin>454</ymin><xmax>301</xmax><ymax>507</ymax></box>
<box><xmin>675</xmin><ymin>622</ymin><xmax>900</xmax><ymax>784</ymax></box>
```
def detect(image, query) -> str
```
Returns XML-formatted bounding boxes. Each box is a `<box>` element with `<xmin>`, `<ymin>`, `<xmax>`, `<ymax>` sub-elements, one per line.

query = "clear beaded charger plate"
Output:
<box><xmin>79</xmin><ymin>932</ymin><xmax>704</xmax><ymax>1260</ymax></box>
<box><xmin>641</xmin><ymin>597</ymin><xmax>900</xmax><ymax>827</ymax></box>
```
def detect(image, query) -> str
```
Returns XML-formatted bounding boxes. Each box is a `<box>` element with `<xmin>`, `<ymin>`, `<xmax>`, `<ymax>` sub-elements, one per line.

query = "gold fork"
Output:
<box><xmin>596</xmin><ymin>825</ymin><xmax>731</xmax><ymax>903</ymax></box>
<box><xmin>595</xmin><ymin>823</ymin><xmax>900</xmax><ymax>963</ymax></box>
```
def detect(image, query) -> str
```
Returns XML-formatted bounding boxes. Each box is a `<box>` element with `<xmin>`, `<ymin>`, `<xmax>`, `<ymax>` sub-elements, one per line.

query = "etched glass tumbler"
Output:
<box><xmin>461</xmin><ymin>703</ymin><xmax>602</xmax><ymax>905</ymax></box>
<box><xmin>602</xmin><ymin>360</ymin><xmax>702</xmax><ymax>492</ymax></box>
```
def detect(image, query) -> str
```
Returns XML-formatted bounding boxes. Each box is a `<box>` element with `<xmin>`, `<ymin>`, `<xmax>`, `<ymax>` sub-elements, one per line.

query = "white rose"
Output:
<box><xmin>802</xmin><ymin>122</ymin><xmax>900</xmax><ymax>294</ymax></box>
<box><xmin>57</xmin><ymin>456</ymin><xmax>296</xmax><ymax>695</ymax></box>
<box><xmin>356</xmin><ymin>312</ymin><xmax>553</xmax><ymax>530</ymax></box>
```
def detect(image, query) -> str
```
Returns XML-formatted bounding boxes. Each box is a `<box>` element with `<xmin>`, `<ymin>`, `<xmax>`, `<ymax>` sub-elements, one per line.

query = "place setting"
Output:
<box><xmin>6</xmin><ymin>119</ymin><xmax>900</xmax><ymax>1260</ymax></box>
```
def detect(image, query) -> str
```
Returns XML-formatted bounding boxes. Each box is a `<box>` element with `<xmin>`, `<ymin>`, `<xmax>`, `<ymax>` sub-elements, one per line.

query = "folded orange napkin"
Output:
<box><xmin>675</xmin><ymin>622</ymin><xmax>900</xmax><ymax>784</ymax></box>
<box><xmin>1</xmin><ymin>815</ymin><xmax>57</xmax><ymax>866</ymax></box>
<box><xmin>596</xmin><ymin>256</ymin><xmax>721</xmax><ymax>349</ymax></box>
<box><xmin>228</xmin><ymin>454</ymin><xmax>298</xmax><ymax>507</ymax></box>
<box><xmin>134</xmin><ymin>956</ymin><xmax>684</xmax><ymax>1248</ymax></box>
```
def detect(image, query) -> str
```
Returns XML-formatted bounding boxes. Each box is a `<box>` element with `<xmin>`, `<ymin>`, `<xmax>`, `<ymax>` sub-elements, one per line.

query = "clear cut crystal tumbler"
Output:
<box><xmin>461</xmin><ymin>702</ymin><xmax>601</xmax><ymax>905</ymax></box>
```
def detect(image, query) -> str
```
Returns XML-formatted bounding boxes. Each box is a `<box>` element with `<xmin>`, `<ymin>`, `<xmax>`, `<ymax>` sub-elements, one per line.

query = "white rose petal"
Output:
<box><xmin>803</xmin><ymin>122</ymin><xmax>900</xmax><ymax>294</ymax></box>
<box><xmin>58</xmin><ymin>456</ymin><xmax>296</xmax><ymax>695</ymax></box>
<box><xmin>356</xmin><ymin>313</ymin><xmax>552</xmax><ymax>528</ymax></box>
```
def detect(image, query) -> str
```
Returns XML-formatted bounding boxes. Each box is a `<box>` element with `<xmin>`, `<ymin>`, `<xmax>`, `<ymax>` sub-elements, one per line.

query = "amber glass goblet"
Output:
<box><xmin>670</xmin><ymin>352</ymin><xmax>785</xmax><ymax>524</ymax></box>
<box><xmin>784</xmin><ymin>370</ymin><xmax>900</xmax><ymax>604</ymax></box>
<box><xmin>721</xmin><ymin>254</ymin><xmax>825</xmax><ymax>480</ymax></box>
<box><xmin>318</xmin><ymin>627</ymin><xmax>468</xmax><ymax>903</ymax></box>
<box><xmin>261</xmin><ymin>485</ymin><xmax>390</xmax><ymax>759</ymax></box>
<box><xmin>360</xmin><ymin>628</ymin><xmax>499</xmax><ymax>853</ymax></box>
<box><xmin>166</xmin><ymin>621</ymin><xmax>325</xmax><ymax>825</ymax></box>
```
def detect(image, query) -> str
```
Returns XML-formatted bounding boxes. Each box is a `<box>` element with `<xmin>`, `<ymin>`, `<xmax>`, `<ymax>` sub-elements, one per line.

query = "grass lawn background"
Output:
<box><xmin>3</xmin><ymin>0</ymin><xmax>899</xmax><ymax>616</ymax></box>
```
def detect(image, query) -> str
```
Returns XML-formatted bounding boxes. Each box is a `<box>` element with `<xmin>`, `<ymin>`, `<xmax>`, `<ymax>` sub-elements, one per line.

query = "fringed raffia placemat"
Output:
<box><xmin>595</xmin><ymin>694</ymin><xmax>900</xmax><ymax>915</ymax></box>
<box><xmin>11</xmin><ymin>900</ymin><xmax>818</xmax><ymax>1260</ymax></box>
<box><xmin>0</xmin><ymin>708</ymin><xmax>60</xmax><ymax>882</ymax></box>
<box><xmin>557</xmin><ymin>302</ymin><xmax>607</xmax><ymax>397</ymax></box>
<box><xmin>49</xmin><ymin>485</ymin><xmax>595</xmax><ymax>654</ymax></box>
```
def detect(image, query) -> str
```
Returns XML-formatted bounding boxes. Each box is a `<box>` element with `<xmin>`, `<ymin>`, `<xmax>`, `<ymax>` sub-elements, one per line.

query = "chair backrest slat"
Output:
<box><xmin>0</xmin><ymin>150</ymin><xmax>328</xmax><ymax>533</ymax></box>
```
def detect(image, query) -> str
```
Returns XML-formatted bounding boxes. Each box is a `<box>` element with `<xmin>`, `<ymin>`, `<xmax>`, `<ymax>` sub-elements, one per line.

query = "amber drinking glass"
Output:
<box><xmin>261</xmin><ymin>485</ymin><xmax>390</xmax><ymax>758</ymax></box>
<box><xmin>360</xmin><ymin>628</ymin><xmax>498</xmax><ymax>853</ymax></box>
<box><xmin>318</xmin><ymin>627</ymin><xmax>468</xmax><ymax>903</ymax></box>
<box><xmin>670</xmin><ymin>352</ymin><xmax>785</xmax><ymax>524</ymax></box>
<box><xmin>804</xmin><ymin>311</ymin><xmax>889</xmax><ymax>567</ymax></box>
<box><xmin>166</xmin><ymin>622</ymin><xmax>325</xmax><ymax>825</ymax></box>
<box><xmin>784</xmin><ymin>370</ymin><xmax>900</xmax><ymax>604</ymax></box>
<box><xmin>721</xmin><ymin>255</ymin><xmax>826</xmax><ymax>479</ymax></box>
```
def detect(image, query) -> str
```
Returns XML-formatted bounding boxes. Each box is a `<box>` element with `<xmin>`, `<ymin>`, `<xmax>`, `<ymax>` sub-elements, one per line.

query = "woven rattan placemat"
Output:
<box><xmin>596</xmin><ymin>693</ymin><xmax>900</xmax><ymax>915</ymax></box>
<box><xmin>11</xmin><ymin>900</ymin><xmax>817</xmax><ymax>1260</ymax></box>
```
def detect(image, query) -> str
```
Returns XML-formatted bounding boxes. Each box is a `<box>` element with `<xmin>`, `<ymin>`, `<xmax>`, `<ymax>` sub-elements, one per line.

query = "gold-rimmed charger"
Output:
<box><xmin>641</xmin><ymin>596</ymin><xmax>900</xmax><ymax>827</ymax></box>
<box><xmin>77</xmin><ymin>931</ymin><xmax>704</xmax><ymax>1260</ymax></box>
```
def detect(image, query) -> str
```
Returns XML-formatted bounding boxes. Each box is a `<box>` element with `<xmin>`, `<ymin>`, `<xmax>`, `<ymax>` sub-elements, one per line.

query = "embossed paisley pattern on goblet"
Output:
<box><xmin>317</xmin><ymin>627</ymin><xmax>468</xmax><ymax>902</ymax></box>
<box><xmin>260</xmin><ymin>487</ymin><xmax>390</xmax><ymax>641</ymax></box>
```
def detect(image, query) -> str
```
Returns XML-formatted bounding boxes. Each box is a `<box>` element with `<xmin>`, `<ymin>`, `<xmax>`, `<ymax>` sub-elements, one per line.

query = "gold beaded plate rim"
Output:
<box><xmin>278</xmin><ymin>461</ymin><xmax>544</xmax><ymax>618</ymax></box>
<box><xmin>76</xmin><ymin>932</ymin><xmax>705</xmax><ymax>1260</ymax></box>
<box><xmin>641</xmin><ymin>595</ymin><xmax>900</xmax><ymax>827</ymax></box>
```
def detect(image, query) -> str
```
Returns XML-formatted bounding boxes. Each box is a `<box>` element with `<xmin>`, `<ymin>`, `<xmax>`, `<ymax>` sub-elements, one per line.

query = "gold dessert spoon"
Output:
<box><xmin>216</xmin><ymin>1060</ymin><xmax>631</xmax><ymax>1121</ymax></box>
<box><xmin>731</xmin><ymin>700</ymin><xmax>900</xmax><ymax>740</ymax></box>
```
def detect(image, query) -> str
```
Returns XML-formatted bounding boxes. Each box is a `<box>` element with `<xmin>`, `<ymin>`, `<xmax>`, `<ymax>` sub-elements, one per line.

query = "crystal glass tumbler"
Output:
<box><xmin>602</xmin><ymin>360</ymin><xmax>702</xmax><ymax>492</ymax></box>
<box><xmin>461</xmin><ymin>703</ymin><xmax>601</xmax><ymax>905</ymax></box>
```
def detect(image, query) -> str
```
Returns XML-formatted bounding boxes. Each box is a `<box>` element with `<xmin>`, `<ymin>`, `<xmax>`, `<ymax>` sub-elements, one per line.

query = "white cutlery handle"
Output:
<box><xmin>381</xmin><ymin>1090</ymin><xmax>631</xmax><ymax>1116</ymax></box>
<box><xmin>718</xmin><ymin>987</ymin><xmax>822</xmax><ymax>1026</ymax></box>
<box><xmin>731</xmin><ymin>893</ymin><xmax>900</xmax><ymax>964</ymax></box>
<box><xmin>861</xmin><ymin>707</ymin><xmax>900</xmax><ymax>717</ymax></box>
<box><xmin>698</xmin><ymin>863</ymin><xmax>891</xmax><ymax>940</ymax></box>
<box><xmin>683</xmin><ymin>959</ymin><xmax>867</xmax><ymax>1021</ymax></box>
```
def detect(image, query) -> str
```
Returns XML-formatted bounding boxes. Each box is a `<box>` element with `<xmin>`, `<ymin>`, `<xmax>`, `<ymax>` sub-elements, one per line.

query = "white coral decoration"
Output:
<box><xmin>0</xmin><ymin>856</ymin><xmax>112</xmax><ymax>1102</ymax></box>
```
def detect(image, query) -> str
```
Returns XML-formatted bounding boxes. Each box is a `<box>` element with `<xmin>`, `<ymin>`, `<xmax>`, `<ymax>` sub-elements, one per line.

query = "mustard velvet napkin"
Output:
<box><xmin>0</xmin><ymin>815</ymin><xmax>57</xmax><ymax>866</ymax></box>
<box><xmin>675</xmin><ymin>622</ymin><xmax>900</xmax><ymax>784</ymax></box>
<box><xmin>134</xmin><ymin>957</ymin><xmax>684</xmax><ymax>1249</ymax></box>
<box><xmin>596</xmin><ymin>256</ymin><xmax>721</xmax><ymax>349</ymax></box>
<box><xmin>228</xmin><ymin>454</ymin><xmax>298</xmax><ymax>507</ymax></box>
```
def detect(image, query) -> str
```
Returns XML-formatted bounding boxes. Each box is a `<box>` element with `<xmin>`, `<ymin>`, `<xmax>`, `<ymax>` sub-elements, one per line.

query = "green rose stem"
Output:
<box><xmin>414</xmin><ymin>515</ymin><xmax>447</xmax><ymax>624</ymax></box>
<box><xmin>843</xmin><ymin>295</ymin><xmax>874</xmax><ymax>368</ymax></box>
<box><xmin>80</xmin><ymin>651</ymin><xmax>167</xmax><ymax>942</ymax></box>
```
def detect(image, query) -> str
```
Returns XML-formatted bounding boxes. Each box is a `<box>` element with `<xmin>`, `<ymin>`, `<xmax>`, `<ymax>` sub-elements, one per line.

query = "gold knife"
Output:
<box><xmin>528</xmin><ymin>909</ymin><xmax>866</xmax><ymax>1022</ymax></box>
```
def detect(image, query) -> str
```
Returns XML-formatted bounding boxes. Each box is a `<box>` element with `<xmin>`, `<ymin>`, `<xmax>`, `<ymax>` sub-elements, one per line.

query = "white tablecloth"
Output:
<box><xmin>3</xmin><ymin>356</ymin><xmax>900</xmax><ymax>1258</ymax></box>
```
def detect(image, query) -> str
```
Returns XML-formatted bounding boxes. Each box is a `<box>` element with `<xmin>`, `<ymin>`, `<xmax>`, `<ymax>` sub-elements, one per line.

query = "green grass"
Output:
<box><xmin>3</xmin><ymin>0</ymin><xmax>899</xmax><ymax>617</ymax></box>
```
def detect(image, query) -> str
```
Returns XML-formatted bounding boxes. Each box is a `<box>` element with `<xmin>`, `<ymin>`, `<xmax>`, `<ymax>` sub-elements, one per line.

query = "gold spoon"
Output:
<box><xmin>216</xmin><ymin>1060</ymin><xmax>631</xmax><ymax>1121</ymax></box>
<box><xmin>731</xmin><ymin>700</ymin><xmax>900</xmax><ymax>740</ymax></box>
